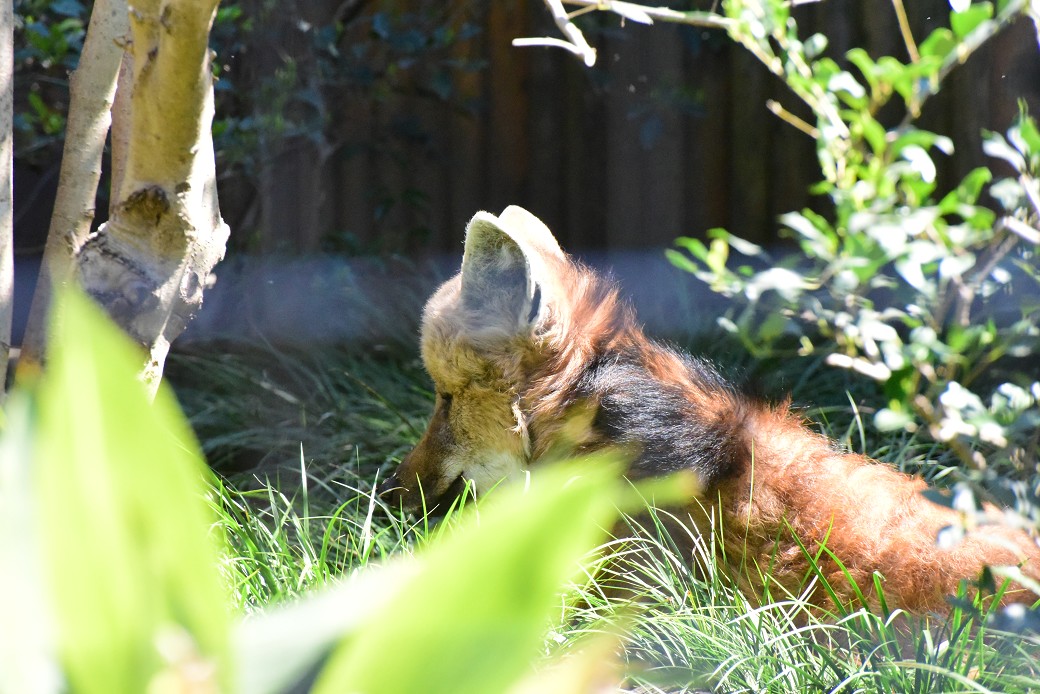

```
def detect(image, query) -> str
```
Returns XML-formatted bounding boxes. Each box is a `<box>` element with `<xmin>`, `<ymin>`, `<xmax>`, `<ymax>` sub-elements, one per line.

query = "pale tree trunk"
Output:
<box><xmin>0</xmin><ymin>0</ymin><xmax>12</xmax><ymax>394</ymax></box>
<box><xmin>19</xmin><ymin>0</ymin><xmax>128</xmax><ymax>368</ymax></box>
<box><xmin>23</xmin><ymin>0</ymin><xmax>229</xmax><ymax>395</ymax></box>
<box><xmin>83</xmin><ymin>0</ymin><xmax>229</xmax><ymax>392</ymax></box>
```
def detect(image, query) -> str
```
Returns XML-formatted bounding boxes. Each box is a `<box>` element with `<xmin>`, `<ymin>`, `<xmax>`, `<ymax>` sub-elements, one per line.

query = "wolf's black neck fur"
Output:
<box><xmin>574</xmin><ymin>347</ymin><xmax>749</xmax><ymax>489</ymax></box>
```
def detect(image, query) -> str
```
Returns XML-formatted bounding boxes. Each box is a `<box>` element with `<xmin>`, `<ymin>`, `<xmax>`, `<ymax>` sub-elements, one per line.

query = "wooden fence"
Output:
<box><xmin>217</xmin><ymin>0</ymin><xmax>1040</xmax><ymax>254</ymax></box>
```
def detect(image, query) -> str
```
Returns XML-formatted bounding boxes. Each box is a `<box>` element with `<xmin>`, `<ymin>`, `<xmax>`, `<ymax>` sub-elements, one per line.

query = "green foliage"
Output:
<box><xmin>13</xmin><ymin>0</ymin><xmax>86</xmax><ymax>163</ymax></box>
<box><xmin>2</xmin><ymin>289</ymin><xmax>231</xmax><ymax>692</ymax></box>
<box><xmin>672</xmin><ymin>0</ymin><xmax>1040</xmax><ymax>484</ymax></box>
<box><xmin>0</xmin><ymin>288</ymin><xmax>639</xmax><ymax>693</ymax></box>
<box><xmin>209</xmin><ymin>2</ymin><xmax>487</xmax><ymax>251</ymax></box>
<box><xmin>311</xmin><ymin>458</ymin><xmax>624</xmax><ymax>694</ymax></box>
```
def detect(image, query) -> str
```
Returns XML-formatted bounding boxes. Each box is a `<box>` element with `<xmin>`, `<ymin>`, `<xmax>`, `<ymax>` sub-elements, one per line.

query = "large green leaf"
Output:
<box><xmin>34</xmin><ymin>288</ymin><xmax>230</xmax><ymax>693</ymax></box>
<box><xmin>0</xmin><ymin>393</ymin><xmax>59</xmax><ymax>694</ymax></box>
<box><xmin>312</xmin><ymin>458</ymin><xmax>624</xmax><ymax>694</ymax></box>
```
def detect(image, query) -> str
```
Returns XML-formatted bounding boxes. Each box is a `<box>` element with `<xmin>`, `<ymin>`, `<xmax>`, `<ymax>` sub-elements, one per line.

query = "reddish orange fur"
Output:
<box><xmin>386</xmin><ymin>207</ymin><xmax>1040</xmax><ymax>614</ymax></box>
<box><xmin>524</xmin><ymin>250</ymin><xmax>1040</xmax><ymax>613</ymax></box>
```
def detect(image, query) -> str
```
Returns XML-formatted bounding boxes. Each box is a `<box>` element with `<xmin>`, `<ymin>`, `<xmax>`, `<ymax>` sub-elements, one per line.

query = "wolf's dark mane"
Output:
<box><xmin>525</xmin><ymin>257</ymin><xmax>754</xmax><ymax>489</ymax></box>
<box><xmin>573</xmin><ymin>347</ymin><xmax>751</xmax><ymax>489</ymax></box>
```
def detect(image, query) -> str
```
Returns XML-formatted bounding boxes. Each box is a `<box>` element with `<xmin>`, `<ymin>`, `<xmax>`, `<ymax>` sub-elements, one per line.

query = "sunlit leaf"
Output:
<box><xmin>312</xmin><ymin>458</ymin><xmax>624</xmax><ymax>694</ymax></box>
<box><xmin>0</xmin><ymin>393</ymin><xmax>60</xmax><ymax>694</ymax></box>
<box><xmin>950</xmin><ymin>3</ymin><xmax>993</xmax><ymax>39</ymax></box>
<box><xmin>35</xmin><ymin>288</ymin><xmax>230</xmax><ymax>694</ymax></box>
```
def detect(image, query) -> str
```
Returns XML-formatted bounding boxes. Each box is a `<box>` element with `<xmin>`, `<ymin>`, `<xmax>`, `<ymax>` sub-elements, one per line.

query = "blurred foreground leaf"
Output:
<box><xmin>310</xmin><ymin>459</ymin><xmax>625</xmax><ymax>694</ymax></box>
<box><xmin>34</xmin><ymin>288</ymin><xmax>230</xmax><ymax>693</ymax></box>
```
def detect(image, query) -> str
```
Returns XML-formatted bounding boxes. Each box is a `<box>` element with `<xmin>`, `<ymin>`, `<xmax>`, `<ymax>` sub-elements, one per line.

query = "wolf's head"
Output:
<box><xmin>379</xmin><ymin>206</ymin><xmax>750</xmax><ymax>513</ymax></box>
<box><xmin>378</xmin><ymin>206</ymin><xmax>624</xmax><ymax>511</ymax></box>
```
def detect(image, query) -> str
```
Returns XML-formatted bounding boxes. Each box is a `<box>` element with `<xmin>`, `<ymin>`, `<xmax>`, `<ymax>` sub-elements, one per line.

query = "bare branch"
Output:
<box><xmin>891</xmin><ymin>0</ymin><xmax>919</xmax><ymax>64</ymax></box>
<box><xmin>1002</xmin><ymin>215</ymin><xmax>1040</xmax><ymax>245</ymax></box>
<box><xmin>518</xmin><ymin>0</ymin><xmax>732</xmax><ymax>66</ymax></box>
<box><xmin>0</xmin><ymin>0</ymin><xmax>13</xmax><ymax>391</ymax></box>
<box><xmin>767</xmin><ymin>99</ymin><xmax>819</xmax><ymax>138</ymax></box>
<box><xmin>562</xmin><ymin>0</ymin><xmax>731</xmax><ymax>30</ymax></box>
<box><xmin>512</xmin><ymin>36</ymin><xmax>597</xmax><ymax>64</ymax></box>
<box><xmin>516</xmin><ymin>0</ymin><xmax>596</xmax><ymax>66</ymax></box>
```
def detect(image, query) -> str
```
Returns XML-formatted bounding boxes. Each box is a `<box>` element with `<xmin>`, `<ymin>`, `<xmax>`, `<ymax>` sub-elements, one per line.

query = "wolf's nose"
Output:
<box><xmin>377</xmin><ymin>473</ymin><xmax>403</xmax><ymax>502</ymax></box>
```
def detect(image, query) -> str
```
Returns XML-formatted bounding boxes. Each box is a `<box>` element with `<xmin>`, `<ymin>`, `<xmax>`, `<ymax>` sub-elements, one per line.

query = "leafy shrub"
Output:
<box><xmin>668</xmin><ymin>0</ymin><xmax>1040</xmax><ymax>492</ymax></box>
<box><xmin>12</xmin><ymin>0</ymin><xmax>86</xmax><ymax>164</ymax></box>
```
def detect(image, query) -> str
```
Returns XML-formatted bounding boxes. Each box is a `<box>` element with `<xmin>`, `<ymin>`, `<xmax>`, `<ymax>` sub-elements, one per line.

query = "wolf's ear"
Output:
<box><xmin>460</xmin><ymin>209</ymin><xmax>557</xmax><ymax>332</ymax></box>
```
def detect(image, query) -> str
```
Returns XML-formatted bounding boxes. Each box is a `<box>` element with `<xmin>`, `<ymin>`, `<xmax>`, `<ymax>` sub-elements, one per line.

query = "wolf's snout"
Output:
<box><xmin>376</xmin><ymin>473</ymin><xmax>405</xmax><ymax>504</ymax></box>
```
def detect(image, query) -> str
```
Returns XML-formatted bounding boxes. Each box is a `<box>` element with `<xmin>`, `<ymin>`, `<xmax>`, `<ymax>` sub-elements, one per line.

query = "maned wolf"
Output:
<box><xmin>379</xmin><ymin>205</ymin><xmax>1040</xmax><ymax>613</ymax></box>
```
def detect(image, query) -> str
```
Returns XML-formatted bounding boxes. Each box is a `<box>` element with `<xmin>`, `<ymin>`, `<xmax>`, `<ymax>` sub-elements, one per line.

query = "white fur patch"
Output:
<box><xmin>461</xmin><ymin>451</ymin><xmax>526</xmax><ymax>498</ymax></box>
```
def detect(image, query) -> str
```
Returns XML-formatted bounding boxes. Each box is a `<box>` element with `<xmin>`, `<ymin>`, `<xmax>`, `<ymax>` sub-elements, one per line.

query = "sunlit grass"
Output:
<box><xmin>170</xmin><ymin>344</ymin><xmax>1040</xmax><ymax>692</ymax></box>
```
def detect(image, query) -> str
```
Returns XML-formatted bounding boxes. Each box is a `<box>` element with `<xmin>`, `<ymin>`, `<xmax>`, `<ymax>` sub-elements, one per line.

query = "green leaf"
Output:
<box><xmin>828</xmin><ymin>71</ymin><xmax>868</xmax><ymax>108</ymax></box>
<box><xmin>952</xmin><ymin>167</ymin><xmax>993</xmax><ymax>205</ymax></box>
<box><xmin>674</xmin><ymin>236</ymin><xmax>709</xmax><ymax>262</ymax></box>
<box><xmin>705</xmin><ymin>237</ymin><xmax>730</xmax><ymax>275</ymax></box>
<box><xmin>919</xmin><ymin>27</ymin><xmax>956</xmax><ymax>60</ymax></box>
<box><xmin>803</xmin><ymin>33</ymin><xmax>828</xmax><ymax>60</ymax></box>
<box><xmin>891</xmin><ymin>128</ymin><xmax>954</xmax><ymax>157</ymax></box>
<box><xmin>875</xmin><ymin>407</ymin><xmax>916</xmax><ymax>432</ymax></box>
<box><xmin>846</xmin><ymin>48</ymin><xmax>879</xmax><ymax>95</ymax></box>
<box><xmin>235</xmin><ymin>563</ymin><xmax>419</xmax><ymax>694</ymax></box>
<box><xmin>781</xmin><ymin>210</ymin><xmax>837</xmax><ymax>259</ymax></box>
<box><xmin>983</xmin><ymin>131</ymin><xmax>1027</xmax><ymax>170</ymax></box>
<box><xmin>852</xmin><ymin>112</ymin><xmax>887</xmax><ymax>154</ymax></box>
<box><xmin>950</xmin><ymin>3</ymin><xmax>993</xmax><ymax>40</ymax></box>
<box><xmin>757</xmin><ymin>311</ymin><xmax>791</xmax><ymax>343</ymax></box>
<box><xmin>1014</xmin><ymin>109</ymin><xmax>1040</xmax><ymax>155</ymax></box>
<box><xmin>0</xmin><ymin>393</ymin><xmax>57</xmax><ymax>694</ymax></box>
<box><xmin>665</xmin><ymin>248</ymin><xmax>701</xmax><ymax>275</ymax></box>
<box><xmin>35</xmin><ymin>288</ymin><xmax>230</xmax><ymax>694</ymax></box>
<box><xmin>708</xmin><ymin>227</ymin><xmax>765</xmax><ymax>257</ymax></box>
<box><xmin>312</xmin><ymin>458</ymin><xmax>624</xmax><ymax>694</ymax></box>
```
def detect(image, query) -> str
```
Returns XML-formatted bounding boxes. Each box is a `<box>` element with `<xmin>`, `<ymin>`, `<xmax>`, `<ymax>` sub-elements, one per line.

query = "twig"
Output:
<box><xmin>891</xmin><ymin>0</ymin><xmax>919</xmax><ymax>63</ymax></box>
<box><xmin>515</xmin><ymin>0</ymin><xmax>597</xmax><ymax>66</ymax></box>
<box><xmin>512</xmin><ymin>36</ymin><xmax>596</xmax><ymax>64</ymax></box>
<box><xmin>766</xmin><ymin>100</ymin><xmax>819</xmax><ymax>138</ymax></box>
<box><xmin>1003</xmin><ymin>215</ymin><xmax>1040</xmax><ymax>245</ymax></box>
<box><xmin>517</xmin><ymin>0</ymin><xmax>733</xmax><ymax>66</ymax></box>
<box><xmin>560</xmin><ymin>0</ymin><xmax>732</xmax><ymax>30</ymax></box>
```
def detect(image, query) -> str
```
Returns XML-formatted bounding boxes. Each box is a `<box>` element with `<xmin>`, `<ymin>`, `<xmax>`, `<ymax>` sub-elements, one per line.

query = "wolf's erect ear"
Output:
<box><xmin>460</xmin><ymin>207</ymin><xmax>561</xmax><ymax>332</ymax></box>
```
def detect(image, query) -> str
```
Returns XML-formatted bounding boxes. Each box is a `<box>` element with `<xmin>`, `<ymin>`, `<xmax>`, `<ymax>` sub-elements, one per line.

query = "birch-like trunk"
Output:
<box><xmin>0</xmin><ymin>0</ymin><xmax>13</xmax><ymax>392</ymax></box>
<box><xmin>78</xmin><ymin>0</ymin><xmax>229</xmax><ymax>391</ymax></box>
<box><xmin>19</xmin><ymin>0</ymin><xmax>128</xmax><ymax>367</ymax></box>
<box><xmin>23</xmin><ymin>0</ymin><xmax>228</xmax><ymax>394</ymax></box>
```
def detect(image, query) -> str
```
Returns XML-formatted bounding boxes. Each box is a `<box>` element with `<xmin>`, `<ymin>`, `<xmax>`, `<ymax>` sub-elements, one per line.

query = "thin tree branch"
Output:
<box><xmin>512</xmin><ymin>36</ymin><xmax>597</xmax><ymax>64</ymax></box>
<box><xmin>0</xmin><ymin>0</ymin><xmax>13</xmax><ymax>392</ymax></box>
<box><xmin>561</xmin><ymin>0</ymin><xmax>732</xmax><ymax>30</ymax></box>
<box><xmin>766</xmin><ymin>99</ymin><xmax>818</xmax><ymax>138</ymax></box>
<box><xmin>19</xmin><ymin>0</ymin><xmax>128</xmax><ymax>368</ymax></box>
<box><xmin>518</xmin><ymin>0</ymin><xmax>733</xmax><ymax>66</ymax></box>
<box><xmin>515</xmin><ymin>0</ymin><xmax>596</xmax><ymax>66</ymax></box>
<box><xmin>891</xmin><ymin>0</ymin><xmax>919</xmax><ymax>63</ymax></box>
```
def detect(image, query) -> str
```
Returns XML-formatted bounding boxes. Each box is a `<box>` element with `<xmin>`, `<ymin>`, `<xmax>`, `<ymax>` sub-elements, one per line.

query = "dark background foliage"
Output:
<box><xmin>14</xmin><ymin>0</ymin><xmax>1040</xmax><ymax>259</ymax></box>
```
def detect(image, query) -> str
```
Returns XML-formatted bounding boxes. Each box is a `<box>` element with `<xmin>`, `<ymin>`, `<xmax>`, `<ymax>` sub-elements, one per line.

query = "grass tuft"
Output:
<box><xmin>168</xmin><ymin>343</ymin><xmax>1040</xmax><ymax>691</ymax></box>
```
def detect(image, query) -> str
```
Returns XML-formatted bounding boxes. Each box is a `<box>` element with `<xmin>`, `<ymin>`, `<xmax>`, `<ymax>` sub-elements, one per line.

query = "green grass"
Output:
<box><xmin>167</xmin><ymin>343</ymin><xmax>1040</xmax><ymax>693</ymax></box>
